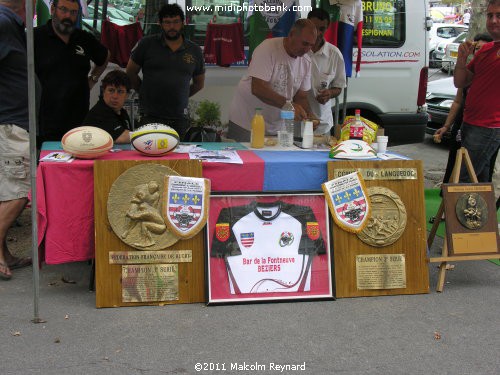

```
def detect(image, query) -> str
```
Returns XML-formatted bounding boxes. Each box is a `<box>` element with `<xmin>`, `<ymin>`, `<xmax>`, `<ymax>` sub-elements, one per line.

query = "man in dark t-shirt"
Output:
<box><xmin>83</xmin><ymin>69</ymin><xmax>131</xmax><ymax>143</ymax></box>
<box><xmin>0</xmin><ymin>0</ymin><xmax>33</xmax><ymax>279</ymax></box>
<box><xmin>34</xmin><ymin>0</ymin><xmax>109</xmax><ymax>144</ymax></box>
<box><xmin>126</xmin><ymin>4</ymin><xmax>205</xmax><ymax>140</ymax></box>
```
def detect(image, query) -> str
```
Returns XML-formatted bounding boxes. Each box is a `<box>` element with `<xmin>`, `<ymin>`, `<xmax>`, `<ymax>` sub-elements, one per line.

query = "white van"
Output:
<box><xmin>181</xmin><ymin>0</ymin><xmax>431</xmax><ymax>144</ymax></box>
<box><xmin>337</xmin><ymin>0</ymin><xmax>431</xmax><ymax>144</ymax></box>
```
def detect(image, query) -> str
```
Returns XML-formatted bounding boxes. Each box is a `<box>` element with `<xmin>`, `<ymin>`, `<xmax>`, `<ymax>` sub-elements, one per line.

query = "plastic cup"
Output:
<box><xmin>377</xmin><ymin>136</ymin><xmax>388</xmax><ymax>152</ymax></box>
<box><xmin>302</xmin><ymin>121</ymin><xmax>313</xmax><ymax>149</ymax></box>
<box><xmin>377</xmin><ymin>136</ymin><xmax>388</xmax><ymax>153</ymax></box>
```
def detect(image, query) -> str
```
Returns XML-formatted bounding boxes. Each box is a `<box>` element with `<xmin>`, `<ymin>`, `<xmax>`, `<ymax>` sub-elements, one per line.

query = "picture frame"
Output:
<box><xmin>206</xmin><ymin>192</ymin><xmax>334</xmax><ymax>304</ymax></box>
<box><xmin>442</xmin><ymin>183</ymin><xmax>499</xmax><ymax>256</ymax></box>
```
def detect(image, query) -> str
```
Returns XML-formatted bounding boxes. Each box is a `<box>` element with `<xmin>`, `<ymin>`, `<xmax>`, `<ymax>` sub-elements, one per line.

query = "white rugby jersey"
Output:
<box><xmin>211</xmin><ymin>202</ymin><xmax>326</xmax><ymax>294</ymax></box>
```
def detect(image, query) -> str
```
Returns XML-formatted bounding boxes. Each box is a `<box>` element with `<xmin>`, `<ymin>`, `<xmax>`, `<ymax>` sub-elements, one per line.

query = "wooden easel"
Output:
<box><xmin>428</xmin><ymin>147</ymin><xmax>500</xmax><ymax>292</ymax></box>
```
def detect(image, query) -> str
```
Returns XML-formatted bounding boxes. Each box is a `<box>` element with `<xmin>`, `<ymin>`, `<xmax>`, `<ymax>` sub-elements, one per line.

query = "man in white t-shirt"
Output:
<box><xmin>228</xmin><ymin>19</ymin><xmax>317</xmax><ymax>141</ymax></box>
<box><xmin>306</xmin><ymin>8</ymin><xmax>346</xmax><ymax>136</ymax></box>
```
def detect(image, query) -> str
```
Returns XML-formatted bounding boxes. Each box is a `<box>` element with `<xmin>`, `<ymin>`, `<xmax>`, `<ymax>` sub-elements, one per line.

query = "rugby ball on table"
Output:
<box><xmin>61</xmin><ymin>126</ymin><xmax>113</xmax><ymax>159</ymax></box>
<box><xmin>130</xmin><ymin>123</ymin><xmax>179</xmax><ymax>156</ymax></box>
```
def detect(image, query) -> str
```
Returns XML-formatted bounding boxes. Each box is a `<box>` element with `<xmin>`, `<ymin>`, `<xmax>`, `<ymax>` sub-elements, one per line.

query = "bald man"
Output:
<box><xmin>228</xmin><ymin>19</ymin><xmax>317</xmax><ymax>141</ymax></box>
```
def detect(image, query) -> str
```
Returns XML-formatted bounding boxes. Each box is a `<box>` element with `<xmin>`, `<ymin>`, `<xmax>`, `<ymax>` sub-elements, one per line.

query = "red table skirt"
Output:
<box><xmin>37</xmin><ymin>150</ymin><xmax>264</xmax><ymax>264</ymax></box>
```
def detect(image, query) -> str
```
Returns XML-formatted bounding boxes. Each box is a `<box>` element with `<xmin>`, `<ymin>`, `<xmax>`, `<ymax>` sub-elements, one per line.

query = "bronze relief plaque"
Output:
<box><xmin>107</xmin><ymin>163</ymin><xmax>180</xmax><ymax>250</ymax></box>
<box><xmin>455</xmin><ymin>193</ymin><xmax>488</xmax><ymax>230</ymax></box>
<box><xmin>357</xmin><ymin>186</ymin><xmax>407</xmax><ymax>247</ymax></box>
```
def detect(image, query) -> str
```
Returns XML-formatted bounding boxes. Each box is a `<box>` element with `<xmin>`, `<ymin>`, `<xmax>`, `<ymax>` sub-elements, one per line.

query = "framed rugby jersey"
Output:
<box><xmin>207</xmin><ymin>192</ymin><xmax>334</xmax><ymax>304</ymax></box>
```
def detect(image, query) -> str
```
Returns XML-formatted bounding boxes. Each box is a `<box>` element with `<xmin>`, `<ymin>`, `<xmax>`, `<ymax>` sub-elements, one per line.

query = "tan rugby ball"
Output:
<box><xmin>61</xmin><ymin>126</ymin><xmax>113</xmax><ymax>159</ymax></box>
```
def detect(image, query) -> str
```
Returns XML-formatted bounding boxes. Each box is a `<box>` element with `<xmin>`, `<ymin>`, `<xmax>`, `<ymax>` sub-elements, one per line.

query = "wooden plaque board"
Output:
<box><xmin>94</xmin><ymin>160</ymin><xmax>205</xmax><ymax>308</ymax></box>
<box><xmin>442</xmin><ymin>183</ymin><xmax>499</xmax><ymax>256</ymax></box>
<box><xmin>328</xmin><ymin>160</ymin><xmax>429</xmax><ymax>298</ymax></box>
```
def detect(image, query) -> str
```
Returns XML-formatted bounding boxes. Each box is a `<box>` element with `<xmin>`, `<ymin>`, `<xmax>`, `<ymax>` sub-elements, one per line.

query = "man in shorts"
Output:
<box><xmin>0</xmin><ymin>0</ymin><xmax>33</xmax><ymax>279</ymax></box>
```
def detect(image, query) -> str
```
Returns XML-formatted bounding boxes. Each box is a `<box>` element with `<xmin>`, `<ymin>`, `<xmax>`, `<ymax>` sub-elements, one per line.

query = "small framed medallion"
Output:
<box><xmin>442</xmin><ymin>183</ymin><xmax>499</xmax><ymax>256</ymax></box>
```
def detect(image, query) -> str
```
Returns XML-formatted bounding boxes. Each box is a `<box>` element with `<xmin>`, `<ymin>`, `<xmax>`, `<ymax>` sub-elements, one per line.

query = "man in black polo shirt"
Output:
<box><xmin>126</xmin><ymin>4</ymin><xmax>205</xmax><ymax>140</ymax></box>
<box><xmin>34</xmin><ymin>0</ymin><xmax>109</xmax><ymax>144</ymax></box>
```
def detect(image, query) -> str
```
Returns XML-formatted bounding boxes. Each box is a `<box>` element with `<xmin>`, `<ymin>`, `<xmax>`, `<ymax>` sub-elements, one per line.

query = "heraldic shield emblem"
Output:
<box><xmin>162</xmin><ymin>176</ymin><xmax>210</xmax><ymax>239</ymax></box>
<box><xmin>322</xmin><ymin>171</ymin><xmax>371</xmax><ymax>233</ymax></box>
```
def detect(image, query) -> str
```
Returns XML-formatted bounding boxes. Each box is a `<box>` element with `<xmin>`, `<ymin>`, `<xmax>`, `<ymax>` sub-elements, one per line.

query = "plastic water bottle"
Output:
<box><xmin>279</xmin><ymin>100</ymin><xmax>295</xmax><ymax>147</ymax></box>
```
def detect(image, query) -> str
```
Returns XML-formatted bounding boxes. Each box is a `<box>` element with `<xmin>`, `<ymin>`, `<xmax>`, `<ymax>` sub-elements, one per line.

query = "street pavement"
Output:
<box><xmin>1</xmin><ymin>140</ymin><xmax>499</xmax><ymax>375</ymax></box>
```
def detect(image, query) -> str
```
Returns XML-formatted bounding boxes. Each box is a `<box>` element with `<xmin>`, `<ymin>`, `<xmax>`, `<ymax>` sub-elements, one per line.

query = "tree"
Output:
<box><xmin>468</xmin><ymin>0</ymin><xmax>488</xmax><ymax>38</ymax></box>
<box><xmin>441</xmin><ymin>0</ymin><xmax>465</xmax><ymax>8</ymax></box>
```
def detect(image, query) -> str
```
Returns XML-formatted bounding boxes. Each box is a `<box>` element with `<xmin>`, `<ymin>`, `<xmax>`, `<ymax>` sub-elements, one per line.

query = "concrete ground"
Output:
<box><xmin>1</xmin><ymin>137</ymin><xmax>499</xmax><ymax>374</ymax></box>
<box><xmin>2</xmin><ymin>235</ymin><xmax>499</xmax><ymax>375</ymax></box>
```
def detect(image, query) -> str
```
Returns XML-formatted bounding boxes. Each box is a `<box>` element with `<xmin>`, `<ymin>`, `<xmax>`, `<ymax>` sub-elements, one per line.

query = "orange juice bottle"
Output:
<box><xmin>250</xmin><ymin>108</ymin><xmax>265</xmax><ymax>148</ymax></box>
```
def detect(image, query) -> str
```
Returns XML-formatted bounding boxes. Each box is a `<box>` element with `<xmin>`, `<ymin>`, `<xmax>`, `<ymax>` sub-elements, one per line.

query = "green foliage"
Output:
<box><xmin>195</xmin><ymin>100</ymin><xmax>221</xmax><ymax>127</ymax></box>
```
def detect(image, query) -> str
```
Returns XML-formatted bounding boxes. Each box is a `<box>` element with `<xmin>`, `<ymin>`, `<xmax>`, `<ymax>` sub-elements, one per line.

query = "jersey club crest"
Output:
<box><xmin>163</xmin><ymin>176</ymin><xmax>210</xmax><ymax>239</ymax></box>
<box><xmin>216</xmin><ymin>223</ymin><xmax>230</xmax><ymax>242</ymax></box>
<box><xmin>306</xmin><ymin>222</ymin><xmax>320</xmax><ymax>240</ymax></box>
<box><xmin>240</xmin><ymin>232</ymin><xmax>254</xmax><ymax>248</ymax></box>
<box><xmin>322</xmin><ymin>171</ymin><xmax>370</xmax><ymax>233</ymax></box>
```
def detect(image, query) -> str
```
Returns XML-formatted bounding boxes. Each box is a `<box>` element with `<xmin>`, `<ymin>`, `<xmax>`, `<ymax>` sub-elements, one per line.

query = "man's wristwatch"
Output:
<box><xmin>89</xmin><ymin>74</ymin><xmax>98</xmax><ymax>83</ymax></box>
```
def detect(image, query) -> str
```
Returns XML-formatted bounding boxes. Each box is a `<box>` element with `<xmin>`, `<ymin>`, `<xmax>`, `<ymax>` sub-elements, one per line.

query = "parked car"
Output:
<box><xmin>433</xmin><ymin>40</ymin><xmax>449</xmax><ymax>66</ymax></box>
<box><xmin>428</xmin><ymin>23</ymin><xmax>468</xmax><ymax>68</ymax></box>
<box><xmin>433</xmin><ymin>39</ymin><xmax>451</xmax><ymax>67</ymax></box>
<box><xmin>82</xmin><ymin>4</ymin><xmax>135</xmax><ymax>34</ymax></box>
<box><xmin>121</xmin><ymin>1</ymin><xmax>142</xmax><ymax>17</ymax></box>
<box><xmin>441</xmin><ymin>32</ymin><xmax>467</xmax><ymax>73</ymax></box>
<box><xmin>429</xmin><ymin>6</ymin><xmax>456</xmax><ymax>22</ymax></box>
<box><xmin>425</xmin><ymin>77</ymin><xmax>456</xmax><ymax>136</ymax></box>
<box><xmin>191</xmin><ymin>8</ymin><xmax>239</xmax><ymax>36</ymax></box>
<box><xmin>88</xmin><ymin>4</ymin><xmax>135</xmax><ymax>23</ymax></box>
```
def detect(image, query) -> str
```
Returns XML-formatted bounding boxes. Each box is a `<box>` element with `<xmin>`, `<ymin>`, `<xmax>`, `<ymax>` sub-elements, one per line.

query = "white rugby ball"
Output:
<box><xmin>61</xmin><ymin>126</ymin><xmax>113</xmax><ymax>159</ymax></box>
<box><xmin>130</xmin><ymin>123</ymin><xmax>180</xmax><ymax>156</ymax></box>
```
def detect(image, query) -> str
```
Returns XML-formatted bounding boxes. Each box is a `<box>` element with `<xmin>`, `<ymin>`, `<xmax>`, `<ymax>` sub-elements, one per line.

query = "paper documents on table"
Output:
<box><xmin>40</xmin><ymin>152</ymin><xmax>74</xmax><ymax>162</ymax></box>
<box><xmin>377</xmin><ymin>152</ymin><xmax>410</xmax><ymax>160</ymax></box>
<box><xmin>189</xmin><ymin>150</ymin><xmax>243</xmax><ymax>164</ymax></box>
<box><xmin>174</xmin><ymin>144</ymin><xmax>203</xmax><ymax>153</ymax></box>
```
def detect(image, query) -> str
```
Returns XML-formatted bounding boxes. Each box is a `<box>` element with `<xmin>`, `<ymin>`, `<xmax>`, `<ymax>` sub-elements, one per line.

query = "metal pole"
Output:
<box><xmin>333</xmin><ymin>96</ymin><xmax>341</xmax><ymax>140</ymax></box>
<box><xmin>129</xmin><ymin>90</ymin><xmax>137</xmax><ymax>131</ymax></box>
<box><xmin>93</xmin><ymin>0</ymin><xmax>100</xmax><ymax>30</ymax></box>
<box><xmin>341</xmin><ymin>77</ymin><xmax>349</xmax><ymax>124</ymax></box>
<box><xmin>26</xmin><ymin>0</ymin><xmax>43</xmax><ymax>323</ymax></box>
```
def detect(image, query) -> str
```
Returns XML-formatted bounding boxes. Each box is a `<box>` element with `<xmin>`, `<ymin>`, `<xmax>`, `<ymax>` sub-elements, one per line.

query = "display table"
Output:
<box><xmin>37</xmin><ymin>143</ymin><xmax>336</xmax><ymax>264</ymax></box>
